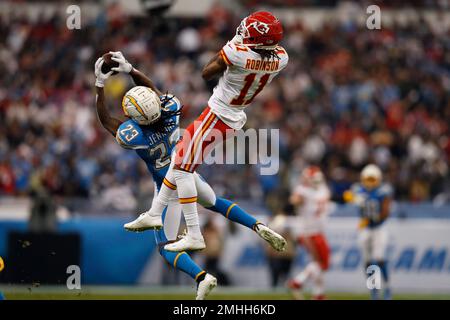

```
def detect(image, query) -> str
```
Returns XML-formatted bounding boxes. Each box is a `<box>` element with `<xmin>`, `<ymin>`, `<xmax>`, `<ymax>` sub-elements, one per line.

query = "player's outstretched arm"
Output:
<box><xmin>202</xmin><ymin>52</ymin><xmax>227</xmax><ymax>81</ymax></box>
<box><xmin>109</xmin><ymin>51</ymin><xmax>163</xmax><ymax>96</ymax></box>
<box><xmin>95</xmin><ymin>86</ymin><xmax>122</xmax><ymax>136</ymax></box>
<box><xmin>94</xmin><ymin>57</ymin><xmax>122</xmax><ymax>136</ymax></box>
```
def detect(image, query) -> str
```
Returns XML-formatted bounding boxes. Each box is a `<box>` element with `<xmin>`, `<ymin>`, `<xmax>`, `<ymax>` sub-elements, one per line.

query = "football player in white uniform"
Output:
<box><xmin>344</xmin><ymin>164</ymin><xmax>393</xmax><ymax>300</ymax></box>
<box><xmin>126</xmin><ymin>11</ymin><xmax>289</xmax><ymax>252</ymax></box>
<box><xmin>287</xmin><ymin>166</ymin><xmax>332</xmax><ymax>300</ymax></box>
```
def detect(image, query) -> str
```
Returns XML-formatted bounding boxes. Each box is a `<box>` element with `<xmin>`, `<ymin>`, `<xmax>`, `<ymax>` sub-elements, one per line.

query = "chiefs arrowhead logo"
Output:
<box><xmin>247</xmin><ymin>21</ymin><xmax>270</xmax><ymax>34</ymax></box>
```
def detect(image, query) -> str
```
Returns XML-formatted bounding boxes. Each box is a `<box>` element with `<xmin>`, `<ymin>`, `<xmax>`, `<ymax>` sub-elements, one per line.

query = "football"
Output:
<box><xmin>101</xmin><ymin>52</ymin><xmax>119</xmax><ymax>75</ymax></box>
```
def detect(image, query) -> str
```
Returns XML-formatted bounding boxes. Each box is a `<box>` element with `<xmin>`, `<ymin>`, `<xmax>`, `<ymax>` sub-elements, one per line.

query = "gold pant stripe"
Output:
<box><xmin>226</xmin><ymin>203</ymin><xmax>237</xmax><ymax>219</ymax></box>
<box><xmin>163</xmin><ymin>178</ymin><xmax>177</xmax><ymax>190</ymax></box>
<box><xmin>173</xmin><ymin>251</ymin><xmax>187</xmax><ymax>269</ymax></box>
<box><xmin>179</xmin><ymin>196</ymin><xmax>198</xmax><ymax>204</ymax></box>
<box><xmin>184</xmin><ymin>112</ymin><xmax>216</xmax><ymax>172</ymax></box>
<box><xmin>195</xmin><ymin>270</ymin><xmax>206</xmax><ymax>281</ymax></box>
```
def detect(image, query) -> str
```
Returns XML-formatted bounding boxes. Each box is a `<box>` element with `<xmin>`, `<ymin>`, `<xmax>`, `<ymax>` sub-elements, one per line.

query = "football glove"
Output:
<box><xmin>94</xmin><ymin>58</ymin><xmax>113</xmax><ymax>87</ymax></box>
<box><xmin>110</xmin><ymin>51</ymin><xmax>133</xmax><ymax>73</ymax></box>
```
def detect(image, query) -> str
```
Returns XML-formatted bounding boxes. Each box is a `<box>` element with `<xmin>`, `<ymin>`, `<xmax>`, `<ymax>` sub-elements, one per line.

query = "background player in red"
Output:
<box><xmin>287</xmin><ymin>166</ymin><xmax>332</xmax><ymax>300</ymax></box>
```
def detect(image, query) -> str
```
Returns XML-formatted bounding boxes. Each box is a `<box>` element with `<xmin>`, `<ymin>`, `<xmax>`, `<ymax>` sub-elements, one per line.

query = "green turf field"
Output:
<box><xmin>1</xmin><ymin>285</ymin><xmax>450</xmax><ymax>300</ymax></box>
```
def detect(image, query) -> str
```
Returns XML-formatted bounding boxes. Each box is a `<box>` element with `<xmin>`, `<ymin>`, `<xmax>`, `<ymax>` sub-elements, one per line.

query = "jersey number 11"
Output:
<box><xmin>230</xmin><ymin>73</ymin><xmax>270</xmax><ymax>106</ymax></box>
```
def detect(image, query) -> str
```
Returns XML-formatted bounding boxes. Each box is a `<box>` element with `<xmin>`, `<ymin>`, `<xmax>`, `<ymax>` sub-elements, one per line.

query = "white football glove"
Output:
<box><xmin>94</xmin><ymin>58</ymin><xmax>113</xmax><ymax>88</ymax></box>
<box><xmin>231</xmin><ymin>34</ymin><xmax>243</xmax><ymax>45</ymax></box>
<box><xmin>110</xmin><ymin>51</ymin><xmax>133</xmax><ymax>73</ymax></box>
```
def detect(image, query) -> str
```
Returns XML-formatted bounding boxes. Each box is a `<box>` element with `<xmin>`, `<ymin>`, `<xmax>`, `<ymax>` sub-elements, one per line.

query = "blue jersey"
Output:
<box><xmin>351</xmin><ymin>183</ymin><xmax>393</xmax><ymax>228</ymax></box>
<box><xmin>115</xmin><ymin>94</ymin><xmax>181</xmax><ymax>188</ymax></box>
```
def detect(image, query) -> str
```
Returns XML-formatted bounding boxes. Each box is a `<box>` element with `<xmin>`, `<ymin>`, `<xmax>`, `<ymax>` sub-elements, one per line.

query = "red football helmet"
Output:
<box><xmin>236</xmin><ymin>11</ymin><xmax>284</xmax><ymax>50</ymax></box>
<box><xmin>301</xmin><ymin>166</ymin><xmax>325</xmax><ymax>188</ymax></box>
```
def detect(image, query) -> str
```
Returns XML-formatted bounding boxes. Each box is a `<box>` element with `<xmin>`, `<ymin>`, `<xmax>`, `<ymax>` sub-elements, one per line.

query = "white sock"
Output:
<box><xmin>148</xmin><ymin>166</ymin><xmax>176</xmax><ymax>217</ymax></box>
<box><xmin>173</xmin><ymin>169</ymin><xmax>202</xmax><ymax>238</ymax></box>
<box><xmin>294</xmin><ymin>261</ymin><xmax>321</xmax><ymax>284</ymax></box>
<box><xmin>312</xmin><ymin>272</ymin><xmax>325</xmax><ymax>297</ymax></box>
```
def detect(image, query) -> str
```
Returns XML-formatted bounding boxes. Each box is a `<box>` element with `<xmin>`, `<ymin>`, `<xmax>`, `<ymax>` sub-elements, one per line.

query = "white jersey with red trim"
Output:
<box><xmin>208</xmin><ymin>39</ymin><xmax>289</xmax><ymax>130</ymax></box>
<box><xmin>293</xmin><ymin>183</ymin><xmax>331</xmax><ymax>236</ymax></box>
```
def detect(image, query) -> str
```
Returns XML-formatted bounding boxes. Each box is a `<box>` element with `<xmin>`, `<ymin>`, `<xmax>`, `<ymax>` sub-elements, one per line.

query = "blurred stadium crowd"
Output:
<box><xmin>240</xmin><ymin>0</ymin><xmax>450</xmax><ymax>8</ymax></box>
<box><xmin>0</xmin><ymin>3</ymin><xmax>449</xmax><ymax>212</ymax></box>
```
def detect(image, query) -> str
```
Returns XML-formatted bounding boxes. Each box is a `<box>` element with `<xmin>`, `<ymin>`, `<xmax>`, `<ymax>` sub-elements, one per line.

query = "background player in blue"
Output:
<box><xmin>94</xmin><ymin>52</ymin><xmax>286</xmax><ymax>299</ymax></box>
<box><xmin>344</xmin><ymin>164</ymin><xmax>393</xmax><ymax>300</ymax></box>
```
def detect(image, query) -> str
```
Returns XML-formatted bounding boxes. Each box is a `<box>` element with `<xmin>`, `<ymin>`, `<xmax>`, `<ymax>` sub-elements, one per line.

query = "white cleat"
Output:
<box><xmin>124</xmin><ymin>212</ymin><xmax>163</xmax><ymax>232</ymax></box>
<box><xmin>164</xmin><ymin>233</ymin><xmax>206</xmax><ymax>252</ymax></box>
<box><xmin>196</xmin><ymin>274</ymin><xmax>217</xmax><ymax>300</ymax></box>
<box><xmin>255</xmin><ymin>223</ymin><xmax>287</xmax><ymax>252</ymax></box>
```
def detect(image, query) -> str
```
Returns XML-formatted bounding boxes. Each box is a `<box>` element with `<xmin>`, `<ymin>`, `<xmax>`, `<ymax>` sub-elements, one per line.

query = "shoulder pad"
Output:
<box><xmin>378</xmin><ymin>184</ymin><xmax>393</xmax><ymax>198</ymax></box>
<box><xmin>221</xmin><ymin>41</ymin><xmax>249</xmax><ymax>67</ymax></box>
<box><xmin>116</xmin><ymin>120</ymin><xmax>149</xmax><ymax>149</ymax></box>
<box><xmin>351</xmin><ymin>183</ymin><xmax>364</xmax><ymax>194</ymax></box>
<box><xmin>277</xmin><ymin>46</ymin><xmax>289</xmax><ymax>71</ymax></box>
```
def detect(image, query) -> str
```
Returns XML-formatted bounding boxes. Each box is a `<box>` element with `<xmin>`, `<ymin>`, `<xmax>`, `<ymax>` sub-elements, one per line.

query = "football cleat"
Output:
<box><xmin>124</xmin><ymin>212</ymin><xmax>163</xmax><ymax>232</ymax></box>
<box><xmin>255</xmin><ymin>223</ymin><xmax>287</xmax><ymax>252</ymax></box>
<box><xmin>287</xmin><ymin>279</ymin><xmax>302</xmax><ymax>290</ymax></box>
<box><xmin>164</xmin><ymin>233</ymin><xmax>206</xmax><ymax>252</ymax></box>
<box><xmin>196</xmin><ymin>274</ymin><xmax>217</xmax><ymax>300</ymax></box>
<box><xmin>287</xmin><ymin>279</ymin><xmax>304</xmax><ymax>300</ymax></box>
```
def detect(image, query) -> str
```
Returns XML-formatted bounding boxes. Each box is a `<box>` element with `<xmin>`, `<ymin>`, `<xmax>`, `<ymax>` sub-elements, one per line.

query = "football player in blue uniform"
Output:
<box><xmin>94</xmin><ymin>52</ymin><xmax>286</xmax><ymax>299</ymax></box>
<box><xmin>344</xmin><ymin>164</ymin><xmax>393</xmax><ymax>300</ymax></box>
